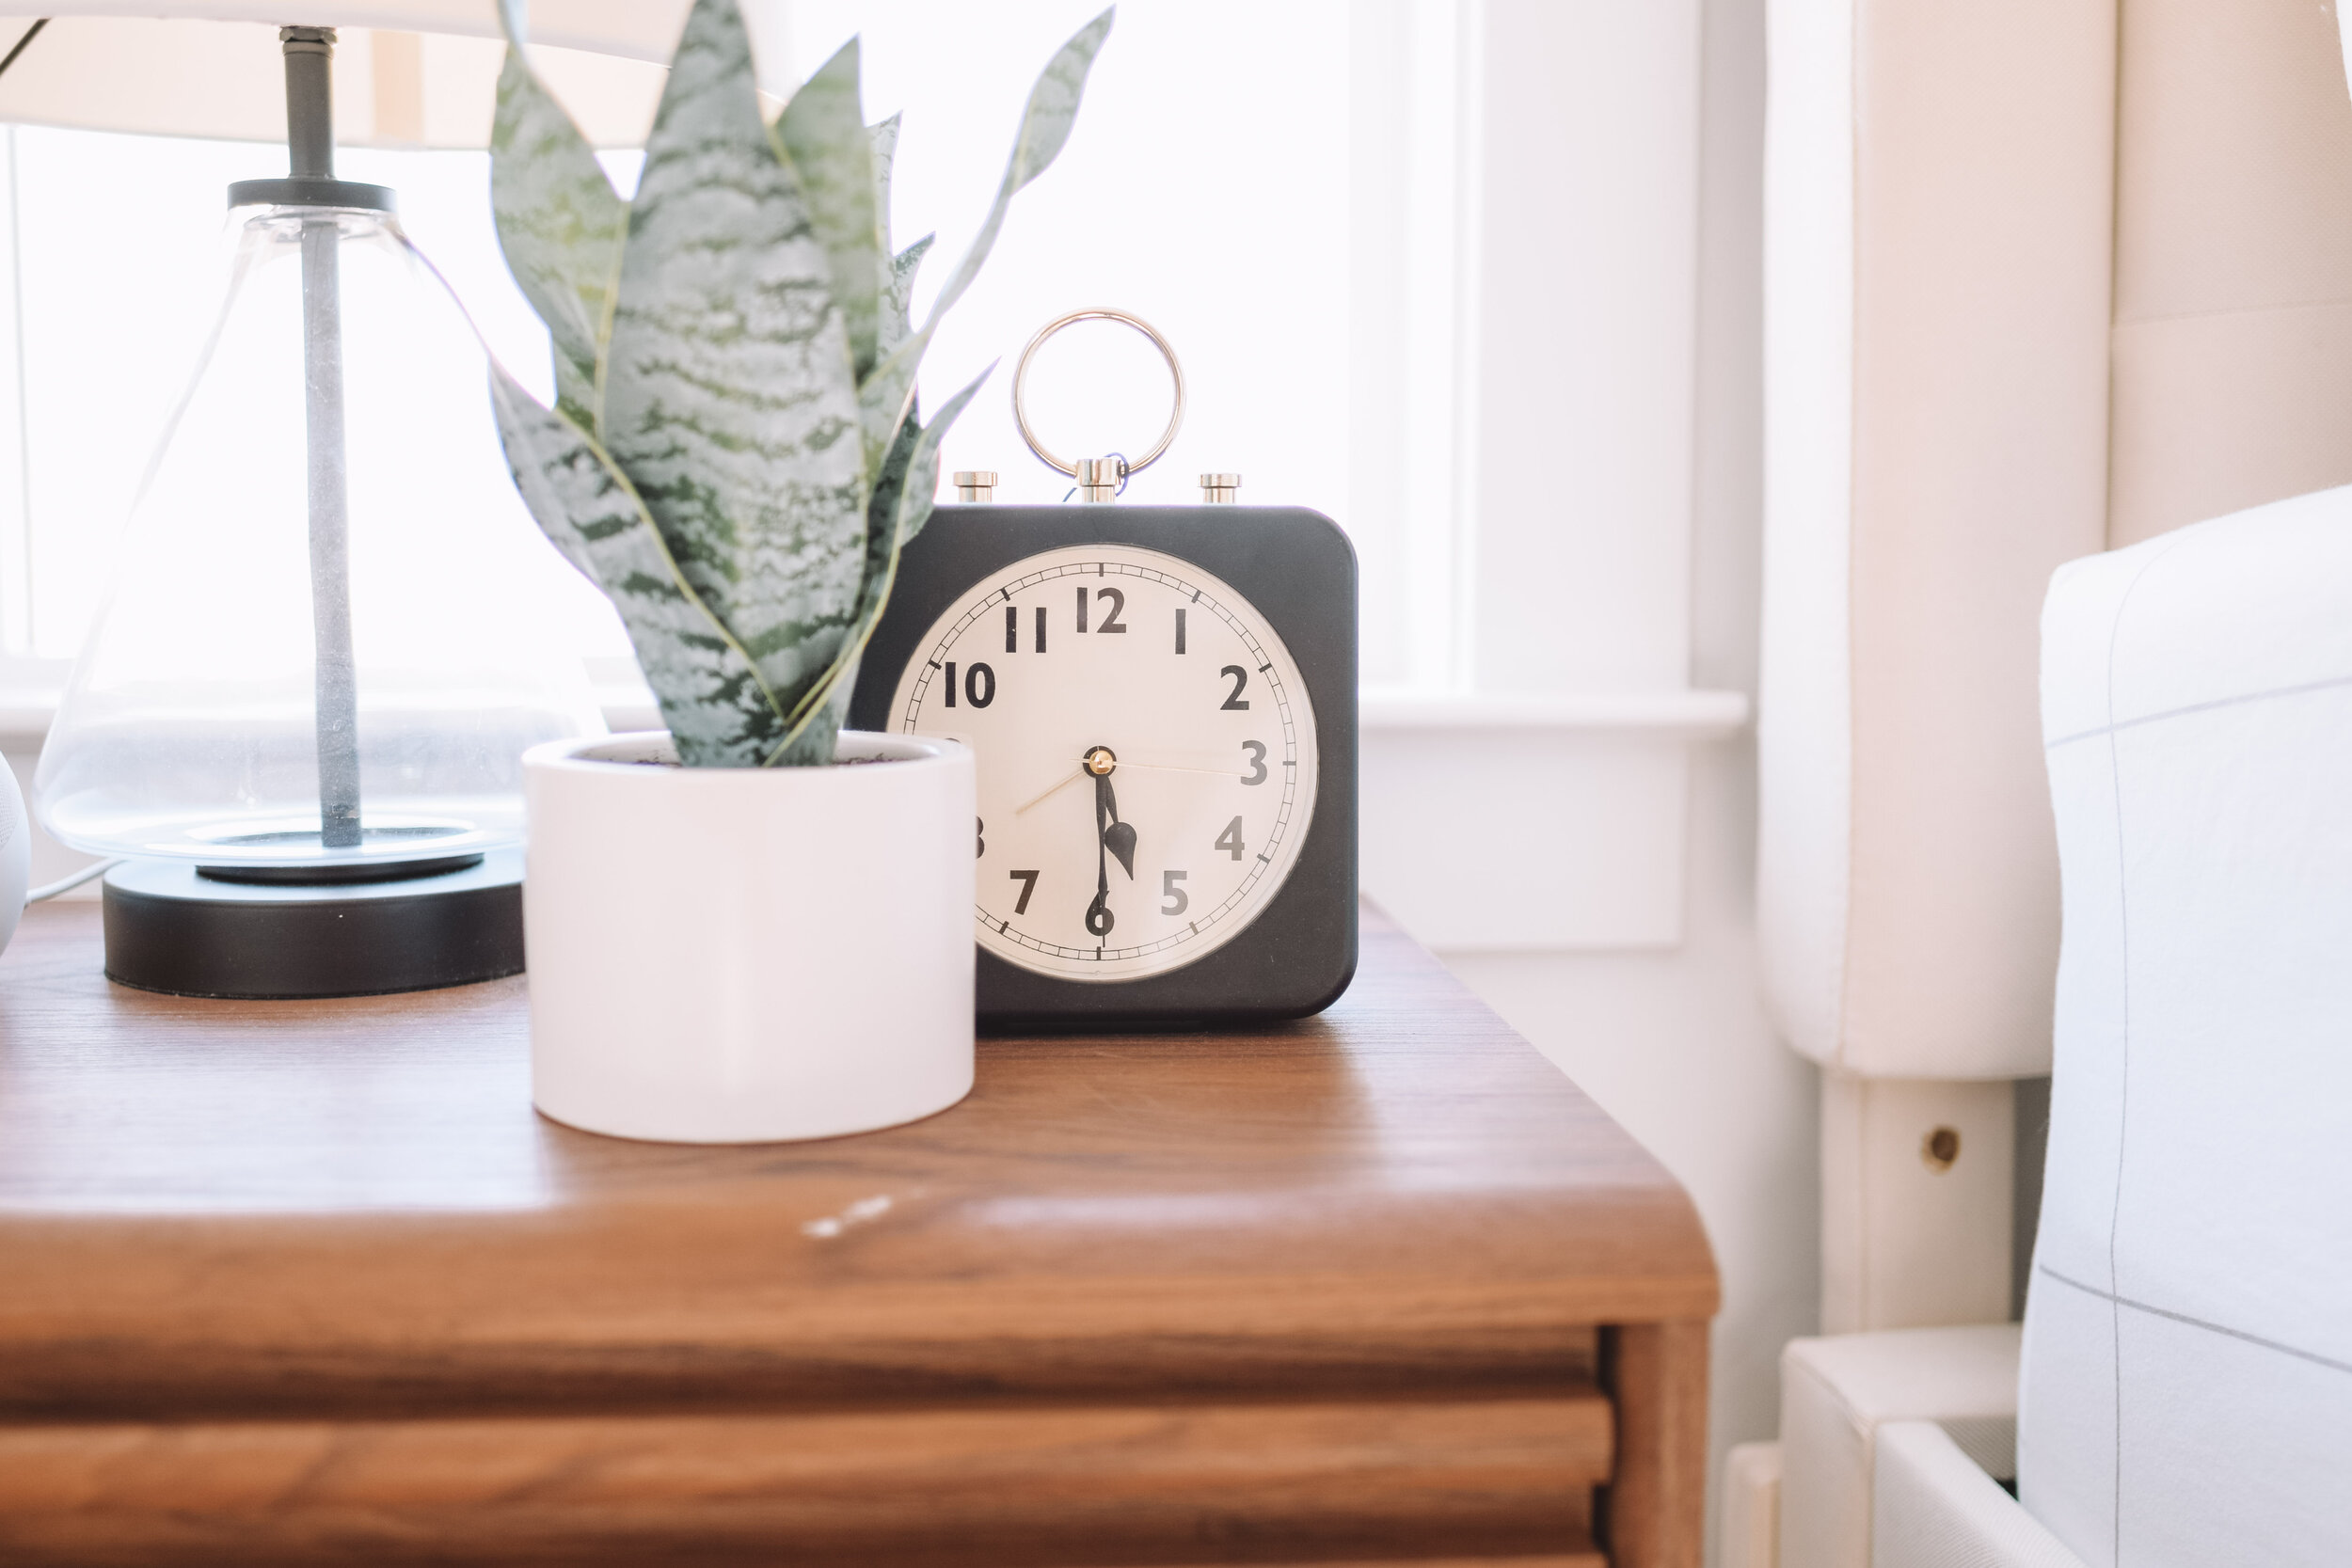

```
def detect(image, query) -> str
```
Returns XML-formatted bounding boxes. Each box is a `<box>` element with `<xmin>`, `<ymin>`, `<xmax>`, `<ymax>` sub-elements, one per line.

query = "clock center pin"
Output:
<box><xmin>1084</xmin><ymin>746</ymin><xmax>1119</xmax><ymax>777</ymax></box>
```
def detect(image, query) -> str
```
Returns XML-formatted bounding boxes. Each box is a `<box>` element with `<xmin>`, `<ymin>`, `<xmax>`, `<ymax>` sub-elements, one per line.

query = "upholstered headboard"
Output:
<box><xmin>1759</xmin><ymin>0</ymin><xmax>2352</xmax><ymax>1332</ymax></box>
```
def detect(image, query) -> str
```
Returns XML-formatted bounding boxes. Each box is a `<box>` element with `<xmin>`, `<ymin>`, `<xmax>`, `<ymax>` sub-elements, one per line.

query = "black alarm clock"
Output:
<box><xmin>850</xmin><ymin>499</ymin><xmax>1357</xmax><ymax>1028</ymax></box>
<box><xmin>852</xmin><ymin>309</ymin><xmax>1357</xmax><ymax>1028</ymax></box>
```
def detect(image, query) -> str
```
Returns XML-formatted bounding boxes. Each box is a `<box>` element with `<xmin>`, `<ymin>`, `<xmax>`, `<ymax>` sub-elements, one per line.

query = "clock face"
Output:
<box><xmin>889</xmin><ymin>544</ymin><xmax>1320</xmax><ymax>981</ymax></box>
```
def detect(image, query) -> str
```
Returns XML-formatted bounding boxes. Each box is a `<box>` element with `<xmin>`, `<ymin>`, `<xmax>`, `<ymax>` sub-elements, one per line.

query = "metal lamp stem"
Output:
<box><xmin>282</xmin><ymin>26</ymin><xmax>360</xmax><ymax>848</ymax></box>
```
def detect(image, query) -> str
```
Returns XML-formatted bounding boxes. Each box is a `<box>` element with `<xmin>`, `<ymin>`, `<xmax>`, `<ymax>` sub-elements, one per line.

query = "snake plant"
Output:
<box><xmin>487</xmin><ymin>0</ymin><xmax>1112</xmax><ymax>766</ymax></box>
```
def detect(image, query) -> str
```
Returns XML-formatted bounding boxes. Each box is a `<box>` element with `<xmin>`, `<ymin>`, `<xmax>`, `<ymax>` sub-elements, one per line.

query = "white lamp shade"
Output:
<box><xmin>0</xmin><ymin>3</ymin><xmax>794</xmax><ymax>149</ymax></box>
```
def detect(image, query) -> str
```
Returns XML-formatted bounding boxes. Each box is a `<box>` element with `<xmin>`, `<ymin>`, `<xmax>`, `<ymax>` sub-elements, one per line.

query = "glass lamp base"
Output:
<box><xmin>100</xmin><ymin>849</ymin><xmax>523</xmax><ymax>999</ymax></box>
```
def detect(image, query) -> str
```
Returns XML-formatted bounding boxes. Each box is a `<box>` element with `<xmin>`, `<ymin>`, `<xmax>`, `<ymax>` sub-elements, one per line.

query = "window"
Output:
<box><xmin>0</xmin><ymin>0</ymin><xmax>1740</xmax><ymax>952</ymax></box>
<box><xmin>0</xmin><ymin>0</ymin><xmax>1468</xmax><ymax>697</ymax></box>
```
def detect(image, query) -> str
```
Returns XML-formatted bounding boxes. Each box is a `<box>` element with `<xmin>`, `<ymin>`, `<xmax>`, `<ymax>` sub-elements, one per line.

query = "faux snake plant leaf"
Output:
<box><xmin>775</xmin><ymin>364</ymin><xmax>991</xmax><ymax>755</ymax></box>
<box><xmin>600</xmin><ymin>0</ymin><xmax>869</xmax><ymax>729</ymax></box>
<box><xmin>866</xmin><ymin>115</ymin><xmax>932</xmax><ymax>360</ymax></box>
<box><xmin>866</xmin><ymin>117</ymin><xmax>898</xmax><ymax>245</ymax></box>
<box><xmin>488</xmin><ymin>0</ymin><xmax>624</xmax><ymax>433</ymax></box>
<box><xmin>490</xmin><ymin>367</ymin><xmax>787</xmax><ymax>766</ymax></box>
<box><xmin>857</xmin><ymin>9</ymin><xmax>1115</xmax><ymax>477</ymax></box>
<box><xmin>489</xmin><ymin>0</ymin><xmax>1112</xmax><ymax>766</ymax></box>
<box><xmin>774</xmin><ymin>40</ymin><xmax>884</xmax><ymax>381</ymax></box>
<box><xmin>882</xmin><ymin>234</ymin><xmax>931</xmax><ymax>361</ymax></box>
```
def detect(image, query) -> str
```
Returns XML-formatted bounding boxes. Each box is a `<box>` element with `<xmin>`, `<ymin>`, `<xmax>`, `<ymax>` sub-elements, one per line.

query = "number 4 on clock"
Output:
<box><xmin>1216</xmin><ymin>816</ymin><xmax>1245</xmax><ymax>860</ymax></box>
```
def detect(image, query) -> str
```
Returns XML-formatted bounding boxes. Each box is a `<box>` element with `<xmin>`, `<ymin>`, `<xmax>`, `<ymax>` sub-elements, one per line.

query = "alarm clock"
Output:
<box><xmin>850</xmin><ymin>503</ymin><xmax>1356</xmax><ymax>1027</ymax></box>
<box><xmin>848</xmin><ymin>308</ymin><xmax>1354</xmax><ymax>1028</ymax></box>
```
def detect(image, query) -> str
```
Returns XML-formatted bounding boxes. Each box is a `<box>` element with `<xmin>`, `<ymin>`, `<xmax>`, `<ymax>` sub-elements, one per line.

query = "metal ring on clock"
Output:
<box><xmin>1011</xmin><ymin>309</ymin><xmax>1186</xmax><ymax>478</ymax></box>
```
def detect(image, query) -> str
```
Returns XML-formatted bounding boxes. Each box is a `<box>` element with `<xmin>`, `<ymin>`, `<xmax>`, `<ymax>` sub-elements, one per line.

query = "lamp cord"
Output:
<box><xmin>24</xmin><ymin>858</ymin><xmax>119</xmax><ymax>904</ymax></box>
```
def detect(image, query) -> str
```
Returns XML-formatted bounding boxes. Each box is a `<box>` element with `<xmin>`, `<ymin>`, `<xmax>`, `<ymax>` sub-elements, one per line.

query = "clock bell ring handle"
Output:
<box><xmin>1000</xmin><ymin>308</ymin><xmax>1241</xmax><ymax>505</ymax></box>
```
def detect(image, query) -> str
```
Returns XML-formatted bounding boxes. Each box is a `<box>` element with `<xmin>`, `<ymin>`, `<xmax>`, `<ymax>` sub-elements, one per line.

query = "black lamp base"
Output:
<box><xmin>101</xmin><ymin>850</ymin><xmax>525</xmax><ymax>999</ymax></box>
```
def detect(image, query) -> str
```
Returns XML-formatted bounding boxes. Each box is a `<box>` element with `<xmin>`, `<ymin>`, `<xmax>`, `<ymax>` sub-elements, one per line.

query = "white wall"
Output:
<box><xmin>1422</xmin><ymin>4</ymin><xmax>1818</xmax><ymax>1565</ymax></box>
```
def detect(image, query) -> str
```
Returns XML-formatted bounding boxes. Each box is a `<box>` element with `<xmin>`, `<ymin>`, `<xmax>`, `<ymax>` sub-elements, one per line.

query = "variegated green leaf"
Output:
<box><xmin>927</xmin><ymin>8</ymin><xmax>1113</xmax><ymax>326</ymax></box>
<box><xmin>774</xmin><ymin>40</ymin><xmax>883</xmax><ymax>383</ymax></box>
<box><xmin>858</xmin><ymin>8</ymin><xmax>1113</xmax><ymax>472</ymax></box>
<box><xmin>885</xmin><ymin>366</ymin><xmax>982</xmax><ymax>553</ymax></box>
<box><xmin>867</xmin><ymin>116</ymin><xmax>929</xmax><ymax>358</ymax></box>
<box><xmin>488</xmin><ymin>366</ymin><xmax>786</xmax><ymax>768</ymax></box>
<box><xmin>881</xmin><ymin>233</ymin><xmax>930</xmax><ymax>360</ymax></box>
<box><xmin>771</xmin><ymin>367</ymin><xmax>991</xmax><ymax>766</ymax></box>
<box><xmin>866</xmin><ymin>114</ymin><xmax>900</xmax><ymax>257</ymax></box>
<box><xmin>602</xmin><ymin>0</ymin><xmax>869</xmax><ymax>750</ymax></box>
<box><xmin>489</xmin><ymin>7</ymin><xmax>626</xmax><ymax>432</ymax></box>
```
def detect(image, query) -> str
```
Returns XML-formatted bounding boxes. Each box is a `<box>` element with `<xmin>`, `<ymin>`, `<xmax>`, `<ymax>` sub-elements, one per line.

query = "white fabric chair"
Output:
<box><xmin>2017</xmin><ymin>496</ymin><xmax>2352</xmax><ymax>1565</ymax></box>
<box><xmin>1752</xmin><ymin>1</ymin><xmax>2352</xmax><ymax>1564</ymax></box>
<box><xmin>1857</xmin><ymin>487</ymin><xmax>2352</xmax><ymax>1566</ymax></box>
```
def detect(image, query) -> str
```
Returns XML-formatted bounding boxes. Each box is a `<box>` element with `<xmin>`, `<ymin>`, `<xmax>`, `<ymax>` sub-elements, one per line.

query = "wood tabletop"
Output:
<box><xmin>0</xmin><ymin>902</ymin><xmax>1716</xmax><ymax>1567</ymax></box>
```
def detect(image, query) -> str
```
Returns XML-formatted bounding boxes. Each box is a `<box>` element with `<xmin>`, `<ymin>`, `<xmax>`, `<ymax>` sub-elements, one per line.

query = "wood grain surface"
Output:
<box><xmin>1600</xmin><ymin>1321</ymin><xmax>1712</xmax><ymax>1568</ymax></box>
<box><xmin>0</xmin><ymin>902</ymin><xmax>1715</xmax><ymax>1564</ymax></box>
<box><xmin>0</xmin><ymin>1394</ymin><xmax>1609</xmax><ymax>1566</ymax></box>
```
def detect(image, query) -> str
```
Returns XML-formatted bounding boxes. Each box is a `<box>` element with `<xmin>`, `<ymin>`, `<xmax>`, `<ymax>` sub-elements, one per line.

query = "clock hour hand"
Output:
<box><xmin>1097</xmin><ymin>773</ymin><xmax>1137</xmax><ymax>879</ymax></box>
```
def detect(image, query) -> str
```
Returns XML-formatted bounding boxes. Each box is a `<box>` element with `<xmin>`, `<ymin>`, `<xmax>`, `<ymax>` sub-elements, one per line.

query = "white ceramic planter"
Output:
<box><xmin>522</xmin><ymin>730</ymin><xmax>975</xmax><ymax>1143</ymax></box>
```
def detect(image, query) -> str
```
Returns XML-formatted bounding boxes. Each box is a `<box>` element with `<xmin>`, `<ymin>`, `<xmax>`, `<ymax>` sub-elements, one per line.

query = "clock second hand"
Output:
<box><xmin>1112</xmin><ymin>758</ymin><xmax>1247</xmax><ymax>780</ymax></box>
<box><xmin>1014</xmin><ymin>755</ymin><xmax>1243</xmax><ymax>817</ymax></box>
<box><xmin>1013</xmin><ymin>767</ymin><xmax>1085</xmax><ymax>816</ymax></box>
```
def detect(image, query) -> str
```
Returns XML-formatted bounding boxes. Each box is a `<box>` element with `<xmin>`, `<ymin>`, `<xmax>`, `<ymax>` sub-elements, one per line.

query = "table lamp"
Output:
<box><xmin>8</xmin><ymin>4</ymin><xmax>763</xmax><ymax>997</ymax></box>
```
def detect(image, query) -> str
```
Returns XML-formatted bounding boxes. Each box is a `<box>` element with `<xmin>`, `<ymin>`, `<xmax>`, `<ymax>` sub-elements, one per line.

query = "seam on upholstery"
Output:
<box><xmin>2105</xmin><ymin>706</ymin><xmax>2127</xmax><ymax>1568</ymax></box>
<box><xmin>2090</xmin><ymin>527</ymin><xmax>2195</xmax><ymax>1564</ymax></box>
<box><xmin>2046</xmin><ymin>672</ymin><xmax>2352</xmax><ymax>750</ymax></box>
<box><xmin>2111</xmin><ymin>292</ymin><xmax>2352</xmax><ymax>330</ymax></box>
<box><xmin>1786</xmin><ymin>1348</ymin><xmax>1880</xmax><ymax>1544</ymax></box>
<box><xmin>1788</xmin><ymin>1351</ymin><xmax>1871</xmax><ymax>1443</ymax></box>
<box><xmin>2098</xmin><ymin>546</ymin><xmax>2163</xmax><ymax>1567</ymax></box>
<box><xmin>2038</xmin><ymin>1265</ymin><xmax>2352</xmax><ymax>1377</ymax></box>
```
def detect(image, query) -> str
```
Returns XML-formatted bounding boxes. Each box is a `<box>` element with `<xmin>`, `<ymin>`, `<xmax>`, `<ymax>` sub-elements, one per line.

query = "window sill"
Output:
<box><xmin>3</xmin><ymin>685</ymin><xmax>1754</xmax><ymax>753</ymax></box>
<box><xmin>5</xmin><ymin>685</ymin><xmax>1753</xmax><ymax>752</ymax></box>
<box><xmin>1359</xmin><ymin>688</ymin><xmax>1749</xmax><ymax>736</ymax></box>
<box><xmin>604</xmin><ymin>687</ymin><xmax>1754</xmax><ymax>740</ymax></box>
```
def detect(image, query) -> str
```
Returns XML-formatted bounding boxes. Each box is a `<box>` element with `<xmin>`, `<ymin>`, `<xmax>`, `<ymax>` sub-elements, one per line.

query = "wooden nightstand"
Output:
<box><xmin>0</xmin><ymin>902</ymin><xmax>1716</xmax><ymax>1566</ymax></box>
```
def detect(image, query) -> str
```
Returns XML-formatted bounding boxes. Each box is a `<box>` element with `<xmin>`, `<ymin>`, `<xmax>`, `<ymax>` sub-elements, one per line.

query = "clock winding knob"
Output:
<box><xmin>953</xmin><ymin>470</ymin><xmax>998</xmax><ymax>502</ymax></box>
<box><xmin>1200</xmin><ymin>473</ymin><xmax>1240</xmax><ymax>504</ymax></box>
<box><xmin>1076</xmin><ymin>456</ymin><xmax>1124</xmax><ymax>502</ymax></box>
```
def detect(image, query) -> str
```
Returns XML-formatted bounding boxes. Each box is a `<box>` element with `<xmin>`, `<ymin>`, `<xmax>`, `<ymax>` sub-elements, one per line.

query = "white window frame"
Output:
<box><xmin>0</xmin><ymin>0</ymin><xmax>1746</xmax><ymax>952</ymax></box>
